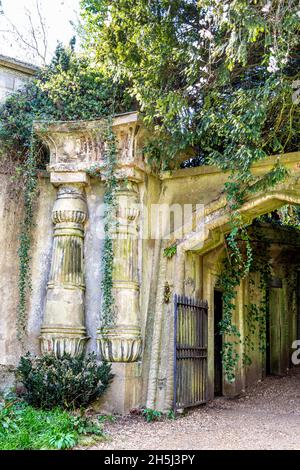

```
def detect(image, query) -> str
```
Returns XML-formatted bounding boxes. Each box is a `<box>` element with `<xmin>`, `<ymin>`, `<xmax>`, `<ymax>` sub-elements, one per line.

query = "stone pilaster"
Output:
<box><xmin>97</xmin><ymin>181</ymin><xmax>142</xmax><ymax>362</ymax></box>
<box><xmin>40</xmin><ymin>183</ymin><xmax>89</xmax><ymax>357</ymax></box>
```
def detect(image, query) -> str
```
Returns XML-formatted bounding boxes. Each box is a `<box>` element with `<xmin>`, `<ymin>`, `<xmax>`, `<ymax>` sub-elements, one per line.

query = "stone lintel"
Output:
<box><xmin>50</xmin><ymin>171</ymin><xmax>90</xmax><ymax>186</ymax></box>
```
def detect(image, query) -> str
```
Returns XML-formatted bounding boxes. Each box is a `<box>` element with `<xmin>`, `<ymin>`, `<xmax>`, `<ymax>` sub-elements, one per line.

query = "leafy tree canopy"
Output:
<box><xmin>80</xmin><ymin>0</ymin><xmax>300</xmax><ymax>188</ymax></box>
<box><xmin>0</xmin><ymin>39</ymin><xmax>133</xmax><ymax>166</ymax></box>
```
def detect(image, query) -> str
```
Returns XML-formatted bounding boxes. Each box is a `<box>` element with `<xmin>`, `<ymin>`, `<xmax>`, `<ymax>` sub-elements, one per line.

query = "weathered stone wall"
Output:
<box><xmin>0</xmin><ymin>174</ymin><xmax>56</xmax><ymax>373</ymax></box>
<box><xmin>0</xmin><ymin>173</ymin><xmax>107</xmax><ymax>386</ymax></box>
<box><xmin>0</xmin><ymin>173</ymin><xmax>23</xmax><ymax>367</ymax></box>
<box><xmin>1</xmin><ymin>112</ymin><xmax>300</xmax><ymax>414</ymax></box>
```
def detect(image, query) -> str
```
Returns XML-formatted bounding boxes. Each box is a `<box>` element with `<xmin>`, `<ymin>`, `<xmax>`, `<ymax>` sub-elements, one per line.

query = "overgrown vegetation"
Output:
<box><xmin>0</xmin><ymin>397</ymin><xmax>104</xmax><ymax>450</ymax></box>
<box><xmin>142</xmin><ymin>408</ymin><xmax>176</xmax><ymax>422</ymax></box>
<box><xmin>216</xmin><ymin>224</ymin><xmax>273</xmax><ymax>381</ymax></box>
<box><xmin>81</xmin><ymin>0</ymin><xmax>300</xmax><ymax>169</ymax></box>
<box><xmin>1</xmin><ymin>2</ymin><xmax>300</xmax><ymax>375</ymax></box>
<box><xmin>17</xmin><ymin>353</ymin><xmax>113</xmax><ymax>410</ymax></box>
<box><xmin>0</xmin><ymin>40</ymin><xmax>133</xmax><ymax>338</ymax></box>
<box><xmin>86</xmin><ymin>120</ymin><xmax>119</xmax><ymax>327</ymax></box>
<box><xmin>0</xmin><ymin>39</ymin><xmax>132</xmax><ymax>162</ymax></box>
<box><xmin>100</xmin><ymin>121</ymin><xmax>118</xmax><ymax>327</ymax></box>
<box><xmin>80</xmin><ymin>0</ymin><xmax>300</xmax><ymax>381</ymax></box>
<box><xmin>163</xmin><ymin>244</ymin><xmax>177</xmax><ymax>259</ymax></box>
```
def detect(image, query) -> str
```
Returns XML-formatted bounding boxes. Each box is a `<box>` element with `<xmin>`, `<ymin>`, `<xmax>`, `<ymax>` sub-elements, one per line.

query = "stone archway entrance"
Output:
<box><xmin>30</xmin><ymin>117</ymin><xmax>300</xmax><ymax>414</ymax></box>
<box><xmin>2</xmin><ymin>113</ymin><xmax>300</xmax><ymax>416</ymax></box>
<box><xmin>145</xmin><ymin>151</ymin><xmax>300</xmax><ymax>412</ymax></box>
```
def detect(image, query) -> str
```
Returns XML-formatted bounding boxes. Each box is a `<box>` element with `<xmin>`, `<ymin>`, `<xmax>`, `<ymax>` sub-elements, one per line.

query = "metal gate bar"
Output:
<box><xmin>174</xmin><ymin>294</ymin><xmax>208</xmax><ymax>410</ymax></box>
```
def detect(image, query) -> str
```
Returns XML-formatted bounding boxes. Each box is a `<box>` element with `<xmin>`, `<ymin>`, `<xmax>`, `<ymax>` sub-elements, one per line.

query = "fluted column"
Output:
<box><xmin>40</xmin><ymin>184</ymin><xmax>89</xmax><ymax>357</ymax></box>
<box><xmin>97</xmin><ymin>181</ymin><xmax>142</xmax><ymax>362</ymax></box>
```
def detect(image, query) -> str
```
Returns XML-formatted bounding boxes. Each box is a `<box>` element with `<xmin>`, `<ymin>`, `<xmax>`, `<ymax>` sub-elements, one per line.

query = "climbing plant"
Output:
<box><xmin>217</xmin><ymin>223</ymin><xmax>272</xmax><ymax>381</ymax></box>
<box><xmin>79</xmin><ymin>120</ymin><xmax>118</xmax><ymax>328</ymax></box>
<box><xmin>16</xmin><ymin>130</ymin><xmax>38</xmax><ymax>342</ymax></box>
<box><xmin>216</xmin><ymin>223</ymin><xmax>252</xmax><ymax>382</ymax></box>
<box><xmin>243</xmin><ymin>226</ymin><xmax>272</xmax><ymax>367</ymax></box>
<box><xmin>1</xmin><ymin>2</ymin><xmax>300</xmax><ymax>354</ymax></box>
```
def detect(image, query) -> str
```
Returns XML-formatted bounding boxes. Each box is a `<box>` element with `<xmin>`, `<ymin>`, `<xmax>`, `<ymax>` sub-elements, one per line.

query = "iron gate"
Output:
<box><xmin>173</xmin><ymin>294</ymin><xmax>208</xmax><ymax>409</ymax></box>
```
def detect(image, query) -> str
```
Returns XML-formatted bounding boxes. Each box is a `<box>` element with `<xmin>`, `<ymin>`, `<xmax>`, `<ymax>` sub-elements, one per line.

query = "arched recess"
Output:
<box><xmin>179</xmin><ymin>189</ymin><xmax>300</xmax><ymax>255</ymax></box>
<box><xmin>145</xmin><ymin>186</ymin><xmax>300</xmax><ymax>411</ymax></box>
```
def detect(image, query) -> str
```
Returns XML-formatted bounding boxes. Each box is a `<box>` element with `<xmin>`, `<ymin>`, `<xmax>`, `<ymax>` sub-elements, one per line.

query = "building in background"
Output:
<box><xmin>0</xmin><ymin>54</ymin><xmax>38</xmax><ymax>102</ymax></box>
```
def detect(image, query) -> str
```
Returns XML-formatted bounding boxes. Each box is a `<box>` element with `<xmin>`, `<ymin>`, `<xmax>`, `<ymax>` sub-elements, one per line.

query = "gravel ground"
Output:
<box><xmin>87</xmin><ymin>368</ymin><xmax>300</xmax><ymax>450</ymax></box>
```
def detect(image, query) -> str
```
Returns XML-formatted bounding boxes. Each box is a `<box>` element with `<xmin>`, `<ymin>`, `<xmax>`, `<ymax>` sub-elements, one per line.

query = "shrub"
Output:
<box><xmin>0</xmin><ymin>398</ymin><xmax>104</xmax><ymax>450</ymax></box>
<box><xmin>17</xmin><ymin>353</ymin><xmax>113</xmax><ymax>410</ymax></box>
<box><xmin>142</xmin><ymin>408</ymin><xmax>163</xmax><ymax>423</ymax></box>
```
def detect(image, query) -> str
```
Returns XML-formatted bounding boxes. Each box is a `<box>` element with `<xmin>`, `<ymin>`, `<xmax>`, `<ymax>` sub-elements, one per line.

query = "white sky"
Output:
<box><xmin>0</xmin><ymin>0</ymin><xmax>80</xmax><ymax>64</ymax></box>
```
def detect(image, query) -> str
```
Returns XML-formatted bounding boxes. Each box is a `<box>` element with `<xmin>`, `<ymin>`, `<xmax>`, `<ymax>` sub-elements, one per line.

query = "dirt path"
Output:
<box><xmin>89</xmin><ymin>368</ymin><xmax>300</xmax><ymax>450</ymax></box>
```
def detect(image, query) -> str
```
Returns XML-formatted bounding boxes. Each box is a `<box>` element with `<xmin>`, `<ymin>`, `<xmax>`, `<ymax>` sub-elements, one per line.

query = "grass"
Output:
<box><xmin>0</xmin><ymin>398</ymin><xmax>105</xmax><ymax>450</ymax></box>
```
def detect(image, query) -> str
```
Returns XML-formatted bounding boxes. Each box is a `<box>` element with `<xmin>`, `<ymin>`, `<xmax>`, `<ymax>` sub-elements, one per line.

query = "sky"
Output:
<box><xmin>0</xmin><ymin>0</ymin><xmax>80</xmax><ymax>65</ymax></box>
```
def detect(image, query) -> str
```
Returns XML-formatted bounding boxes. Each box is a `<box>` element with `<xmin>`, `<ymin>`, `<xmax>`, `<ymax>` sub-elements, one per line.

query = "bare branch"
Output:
<box><xmin>36</xmin><ymin>0</ymin><xmax>48</xmax><ymax>62</ymax></box>
<box><xmin>1</xmin><ymin>0</ymin><xmax>49</xmax><ymax>65</ymax></box>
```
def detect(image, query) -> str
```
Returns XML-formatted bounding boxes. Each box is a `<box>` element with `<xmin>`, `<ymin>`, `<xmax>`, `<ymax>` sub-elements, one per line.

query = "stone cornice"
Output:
<box><xmin>0</xmin><ymin>54</ymin><xmax>39</xmax><ymax>75</ymax></box>
<box><xmin>160</xmin><ymin>151</ymin><xmax>300</xmax><ymax>180</ymax></box>
<box><xmin>34</xmin><ymin>112</ymin><xmax>150</xmax><ymax>182</ymax></box>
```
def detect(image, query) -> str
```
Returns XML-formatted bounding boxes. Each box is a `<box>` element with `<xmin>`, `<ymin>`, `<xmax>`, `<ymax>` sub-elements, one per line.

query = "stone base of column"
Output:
<box><xmin>97</xmin><ymin>325</ymin><xmax>142</xmax><ymax>362</ymax></box>
<box><xmin>40</xmin><ymin>325</ymin><xmax>89</xmax><ymax>357</ymax></box>
<box><xmin>93</xmin><ymin>362</ymin><xmax>142</xmax><ymax>415</ymax></box>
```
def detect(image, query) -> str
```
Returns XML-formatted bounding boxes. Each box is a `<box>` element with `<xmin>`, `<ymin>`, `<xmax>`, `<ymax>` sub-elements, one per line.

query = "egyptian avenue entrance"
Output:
<box><xmin>214</xmin><ymin>289</ymin><xmax>223</xmax><ymax>396</ymax></box>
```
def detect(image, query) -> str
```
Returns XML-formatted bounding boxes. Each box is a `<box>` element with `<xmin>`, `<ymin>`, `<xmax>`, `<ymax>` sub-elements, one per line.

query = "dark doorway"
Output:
<box><xmin>214</xmin><ymin>289</ymin><xmax>223</xmax><ymax>396</ymax></box>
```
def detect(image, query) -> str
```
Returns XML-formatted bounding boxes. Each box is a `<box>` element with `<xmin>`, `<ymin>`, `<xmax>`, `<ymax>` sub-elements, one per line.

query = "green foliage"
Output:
<box><xmin>217</xmin><ymin>224</ymin><xmax>273</xmax><ymax>381</ymax></box>
<box><xmin>87</xmin><ymin>120</ymin><xmax>118</xmax><ymax>328</ymax></box>
<box><xmin>101</xmin><ymin>120</ymin><xmax>118</xmax><ymax>327</ymax></box>
<box><xmin>0</xmin><ymin>398</ymin><xmax>104</xmax><ymax>450</ymax></box>
<box><xmin>142</xmin><ymin>408</ymin><xmax>163</xmax><ymax>423</ymax></box>
<box><xmin>17</xmin><ymin>352</ymin><xmax>113</xmax><ymax>410</ymax></box>
<box><xmin>0</xmin><ymin>42</ymin><xmax>133</xmax><ymax>163</ymax></box>
<box><xmin>80</xmin><ymin>3</ymin><xmax>300</xmax><ymax>377</ymax></box>
<box><xmin>16</xmin><ymin>132</ymin><xmax>38</xmax><ymax>343</ymax></box>
<box><xmin>0</xmin><ymin>42</ymin><xmax>133</xmax><ymax>339</ymax></box>
<box><xmin>2</xmin><ymin>3</ymin><xmax>300</xmax><ymax>362</ymax></box>
<box><xmin>166</xmin><ymin>410</ymin><xmax>176</xmax><ymax>420</ymax></box>
<box><xmin>97</xmin><ymin>414</ymin><xmax>117</xmax><ymax>424</ymax></box>
<box><xmin>141</xmin><ymin>408</ymin><xmax>176</xmax><ymax>422</ymax></box>
<box><xmin>243</xmin><ymin>227</ymin><xmax>272</xmax><ymax>365</ymax></box>
<box><xmin>163</xmin><ymin>244</ymin><xmax>177</xmax><ymax>258</ymax></box>
<box><xmin>81</xmin><ymin>0</ymin><xmax>300</xmax><ymax>172</ymax></box>
<box><xmin>277</xmin><ymin>205</ymin><xmax>300</xmax><ymax>229</ymax></box>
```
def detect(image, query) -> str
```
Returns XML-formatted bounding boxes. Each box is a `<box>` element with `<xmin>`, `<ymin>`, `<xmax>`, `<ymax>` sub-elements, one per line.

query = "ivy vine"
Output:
<box><xmin>17</xmin><ymin>130</ymin><xmax>38</xmax><ymax>343</ymax></box>
<box><xmin>163</xmin><ymin>243</ymin><xmax>177</xmax><ymax>259</ymax></box>
<box><xmin>86</xmin><ymin>118</ymin><xmax>119</xmax><ymax>328</ymax></box>
<box><xmin>217</xmin><ymin>165</ymin><xmax>289</xmax><ymax>382</ymax></box>
<box><xmin>100</xmin><ymin>120</ymin><xmax>118</xmax><ymax>328</ymax></box>
<box><xmin>243</xmin><ymin>228</ymin><xmax>272</xmax><ymax>367</ymax></box>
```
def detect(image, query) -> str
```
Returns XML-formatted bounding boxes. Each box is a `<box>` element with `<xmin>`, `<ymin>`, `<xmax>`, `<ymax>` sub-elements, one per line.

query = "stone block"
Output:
<box><xmin>93</xmin><ymin>362</ymin><xmax>142</xmax><ymax>415</ymax></box>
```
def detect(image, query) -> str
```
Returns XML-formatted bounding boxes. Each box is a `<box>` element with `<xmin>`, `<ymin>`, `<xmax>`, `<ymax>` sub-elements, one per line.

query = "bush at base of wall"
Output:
<box><xmin>17</xmin><ymin>352</ymin><xmax>113</xmax><ymax>410</ymax></box>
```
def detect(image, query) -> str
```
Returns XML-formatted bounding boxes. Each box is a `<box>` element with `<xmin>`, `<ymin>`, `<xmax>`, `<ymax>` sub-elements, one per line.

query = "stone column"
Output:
<box><xmin>40</xmin><ymin>183</ymin><xmax>89</xmax><ymax>357</ymax></box>
<box><xmin>97</xmin><ymin>181</ymin><xmax>142</xmax><ymax>362</ymax></box>
<box><xmin>96</xmin><ymin>180</ymin><xmax>142</xmax><ymax>413</ymax></box>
